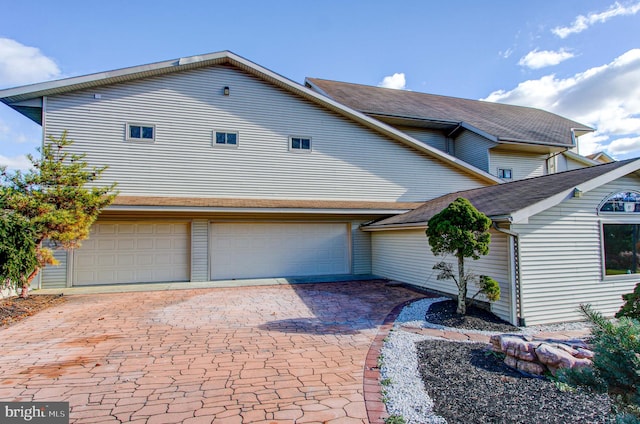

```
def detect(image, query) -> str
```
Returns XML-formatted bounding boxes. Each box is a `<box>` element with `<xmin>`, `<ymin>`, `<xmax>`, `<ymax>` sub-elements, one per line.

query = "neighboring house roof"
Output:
<box><xmin>305</xmin><ymin>78</ymin><xmax>593</xmax><ymax>148</ymax></box>
<box><xmin>109</xmin><ymin>196</ymin><xmax>423</xmax><ymax>213</ymax></box>
<box><xmin>363</xmin><ymin>158</ymin><xmax>640</xmax><ymax>229</ymax></box>
<box><xmin>0</xmin><ymin>51</ymin><xmax>501</xmax><ymax>185</ymax></box>
<box><xmin>586</xmin><ymin>151</ymin><xmax>615</xmax><ymax>163</ymax></box>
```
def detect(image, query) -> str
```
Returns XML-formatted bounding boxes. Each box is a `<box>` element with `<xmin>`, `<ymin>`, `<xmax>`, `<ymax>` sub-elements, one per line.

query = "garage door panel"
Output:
<box><xmin>211</xmin><ymin>223</ymin><xmax>349</xmax><ymax>280</ymax></box>
<box><xmin>118</xmin><ymin>255</ymin><xmax>135</xmax><ymax>266</ymax></box>
<box><xmin>73</xmin><ymin>222</ymin><xmax>189</xmax><ymax>285</ymax></box>
<box><xmin>98</xmin><ymin>224</ymin><xmax>116</xmax><ymax>235</ymax></box>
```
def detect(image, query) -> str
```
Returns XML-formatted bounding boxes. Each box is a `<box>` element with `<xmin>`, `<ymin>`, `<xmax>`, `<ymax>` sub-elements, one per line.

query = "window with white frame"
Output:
<box><xmin>497</xmin><ymin>168</ymin><xmax>512</xmax><ymax>180</ymax></box>
<box><xmin>127</xmin><ymin>124</ymin><xmax>155</xmax><ymax>141</ymax></box>
<box><xmin>600</xmin><ymin>192</ymin><xmax>640</xmax><ymax>276</ymax></box>
<box><xmin>603</xmin><ymin>224</ymin><xmax>640</xmax><ymax>275</ymax></box>
<box><xmin>214</xmin><ymin>131</ymin><xmax>238</xmax><ymax>146</ymax></box>
<box><xmin>289</xmin><ymin>136</ymin><xmax>311</xmax><ymax>151</ymax></box>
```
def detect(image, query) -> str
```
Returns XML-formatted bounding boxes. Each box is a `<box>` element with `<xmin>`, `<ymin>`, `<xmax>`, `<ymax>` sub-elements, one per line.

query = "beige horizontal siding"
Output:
<box><xmin>371</xmin><ymin>228</ymin><xmax>513</xmax><ymax>323</ymax></box>
<box><xmin>396</xmin><ymin>127</ymin><xmax>447</xmax><ymax>152</ymax></box>
<box><xmin>514</xmin><ymin>175</ymin><xmax>640</xmax><ymax>325</ymax></box>
<box><xmin>45</xmin><ymin>64</ymin><xmax>486</xmax><ymax>203</ymax></box>
<box><xmin>489</xmin><ymin>150</ymin><xmax>547</xmax><ymax>180</ymax></box>
<box><xmin>352</xmin><ymin>221</ymin><xmax>372</xmax><ymax>274</ymax></box>
<box><xmin>41</xmin><ymin>247</ymin><xmax>68</xmax><ymax>289</ymax></box>
<box><xmin>191</xmin><ymin>219</ymin><xmax>208</xmax><ymax>282</ymax></box>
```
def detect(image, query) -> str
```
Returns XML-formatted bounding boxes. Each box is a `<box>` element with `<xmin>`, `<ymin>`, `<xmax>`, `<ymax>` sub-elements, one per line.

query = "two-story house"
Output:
<box><xmin>2</xmin><ymin>51</ymin><xmax>639</xmax><ymax>326</ymax></box>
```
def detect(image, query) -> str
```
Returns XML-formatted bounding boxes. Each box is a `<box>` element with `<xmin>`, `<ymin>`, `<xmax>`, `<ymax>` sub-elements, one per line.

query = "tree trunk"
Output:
<box><xmin>457</xmin><ymin>254</ymin><xmax>466</xmax><ymax>314</ymax></box>
<box><xmin>20</xmin><ymin>267</ymin><xmax>41</xmax><ymax>298</ymax></box>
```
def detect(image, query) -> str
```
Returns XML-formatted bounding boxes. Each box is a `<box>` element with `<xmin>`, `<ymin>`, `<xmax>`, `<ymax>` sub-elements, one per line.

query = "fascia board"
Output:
<box><xmin>0</xmin><ymin>51</ymin><xmax>231</xmax><ymax>103</ymax></box>
<box><xmin>576</xmin><ymin>159</ymin><xmax>640</xmax><ymax>193</ymax></box>
<box><xmin>361</xmin><ymin>223</ymin><xmax>428</xmax><ymax>232</ymax></box>
<box><xmin>106</xmin><ymin>205</ymin><xmax>412</xmax><ymax>215</ymax></box>
<box><xmin>509</xmin><ymin>159</ymin><xmax>640</xmax><ymax>223</ymax></box>
<box><xmin>563</xmin><ymin>151</ymin><xmax>599</xmax><ymax>166</ymax></box>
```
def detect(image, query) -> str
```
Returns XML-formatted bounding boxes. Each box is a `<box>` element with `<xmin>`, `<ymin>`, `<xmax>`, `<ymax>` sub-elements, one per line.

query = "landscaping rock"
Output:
<box><xmin>491</xmin><ymin>334</ymin><xmax>595</xmax><ymax>376</ymax></box>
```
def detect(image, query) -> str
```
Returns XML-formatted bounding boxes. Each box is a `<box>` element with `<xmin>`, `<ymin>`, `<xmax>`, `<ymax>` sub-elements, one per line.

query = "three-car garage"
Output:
<box><xmin>66</xmin><ymin>220</ymin><xmax>352</xmax><ymax>286</ymax></box>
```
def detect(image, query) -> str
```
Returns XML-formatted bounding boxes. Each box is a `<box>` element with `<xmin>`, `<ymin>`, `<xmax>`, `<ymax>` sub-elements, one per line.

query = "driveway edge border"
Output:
<box><xmin>364</xmin><ymin>297</ymin><xmax>427</xmax><ymax>424</ymax></box>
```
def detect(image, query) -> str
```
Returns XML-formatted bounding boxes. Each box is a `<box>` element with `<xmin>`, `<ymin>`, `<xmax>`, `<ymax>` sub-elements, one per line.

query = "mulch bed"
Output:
<box><xmin>0</xmin><ymin>294</ymin><xmax>65</xmax><ymax>327</ymax></box>
<box><xmin>416</xmin><ymin>339</ymin><xmax>612</xmax><ymax>424</ymax></box>
<box><xmin>415</xmin><ymin>299</ymin><xmax>610</xmax><ymax>423</ymax></box>
<box><xmin>425</xmin><ymin>299</ymin><xmax>520</xmax><ymax>332</ymax></box>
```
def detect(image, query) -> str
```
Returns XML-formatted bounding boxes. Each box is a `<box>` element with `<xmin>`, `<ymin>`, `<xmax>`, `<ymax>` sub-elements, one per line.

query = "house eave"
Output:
<box><xmin>361</xmin><ymin>215</ymin><xmax>513</xmax><ymax>231</ymax></box>
<box><xmin>106</xmin><ymin>205</ymin><xmax>413</xmax><ymax>215</ymax></box>
<box><xmin>361</xmin><ymin>222</ymin><xmax>428</xmax><ymax>231</ymax></box>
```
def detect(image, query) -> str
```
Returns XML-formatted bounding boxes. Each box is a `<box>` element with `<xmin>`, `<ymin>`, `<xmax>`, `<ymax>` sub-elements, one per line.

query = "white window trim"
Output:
<box><xmin>126</xmin><ymin>123</ymin><xmax>156</xmax><ymax>142</ymax></box>
<box><xmin>600</xmin><ymin>219</ymin><xmax>640</xmax><ymax>280</ymax></box>
<box><xmin>597</xmin><ymin>190</ymin><xmax>640</xmax><ymax>215</ymax></box>
<box><xmin>497</xmin><ymin>168</ymin><xmax>513</xmax><ymax>180</ymax></box>
<box><xmin>289</xmin><ymin>136</ymin><xmax>312</xmax><ymax>152</ymax></box>
<box><xmin>212</xmin><ymin>130</ymin><xmax>239</xmax><ymax>148</ymax></box>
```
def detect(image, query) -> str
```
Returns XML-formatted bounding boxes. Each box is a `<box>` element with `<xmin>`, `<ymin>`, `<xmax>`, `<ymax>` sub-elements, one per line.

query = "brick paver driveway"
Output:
<box><xmin>0</xmin><ymin>280</ymin><xmax>422</xmax><ymax>423</ymax></box>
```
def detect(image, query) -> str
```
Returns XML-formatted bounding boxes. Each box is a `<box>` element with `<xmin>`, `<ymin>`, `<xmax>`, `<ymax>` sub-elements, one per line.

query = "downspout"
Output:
<box><xmin>492</xmin><ymin>222</ymin><xmax>524</xmax><ymax>326</ymax></box>
<box><xmin>445</xmin><ymin>123</ymin><xmax>463</xmax><ymax>156</ymax></box>
<box><xmin>546</xmin><ymin>148</ymin><xmax>569</xmax><ymax>174</ymax></box>
<box><xmin>34</xmin><ymin>96</ymin><xmax>47</xmax><ymax>290</ymax></box>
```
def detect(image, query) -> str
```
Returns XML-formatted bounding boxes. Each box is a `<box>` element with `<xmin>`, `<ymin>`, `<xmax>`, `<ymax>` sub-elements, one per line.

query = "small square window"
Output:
<box><xmin>213</xmin><ymin>131</ymin><xmax>238</xmax><ymax>147</ymax></box>
<box><xmin>127</xmin><ymin>124</ymin><xmax>155</xmax><ymax>141</ymax></box>
<box><xmin>290</xmin><ymin>136</ymin><xmax>311</xmax><ymax>152</ymax></box>
<box><xmin>498</xmin><ymin>168</ymin><xmax>513</xmax><ymax>179</ymax></box>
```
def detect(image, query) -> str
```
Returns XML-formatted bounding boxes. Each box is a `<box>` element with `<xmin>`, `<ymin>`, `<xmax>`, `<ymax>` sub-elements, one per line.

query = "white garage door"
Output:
<box><xmin>210</xmin><ymin>222</ymin><xmax>349</xmax><ymax>280</ymax></box>
<box><xmin>73</xmin><ymin>222</ymin><xmax>190</xmax><ymax>285</ymax></box>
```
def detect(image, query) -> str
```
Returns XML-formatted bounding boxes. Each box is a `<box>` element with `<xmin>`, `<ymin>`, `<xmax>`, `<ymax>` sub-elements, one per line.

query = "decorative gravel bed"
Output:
<box><xmin>380</xmin><ymin>297</ymin><xmax>610</xmax><ymax>424</ymax></box>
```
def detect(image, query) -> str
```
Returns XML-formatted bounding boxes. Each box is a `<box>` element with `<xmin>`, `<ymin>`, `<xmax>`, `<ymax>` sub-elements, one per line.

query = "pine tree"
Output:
<box><xmin>616</xmin><ymin>283</ymin><xmax>640</xmax><ymax>320</ymax></box>
<box><xmin>426</xmin><ymin>197</ymin><xmax>499</xmax><ymax>314</ymax></box>
<box><xmin>0</xmin><ymin>131</ymin><xmax>117</xmax><ymax>297</ymax></box>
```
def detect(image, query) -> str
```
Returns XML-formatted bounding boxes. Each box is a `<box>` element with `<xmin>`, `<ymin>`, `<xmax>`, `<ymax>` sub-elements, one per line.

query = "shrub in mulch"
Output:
<box><xmin>425</xmin><ymin>299</ymin><xmax>519</xmax><ymax>332</ymax></box>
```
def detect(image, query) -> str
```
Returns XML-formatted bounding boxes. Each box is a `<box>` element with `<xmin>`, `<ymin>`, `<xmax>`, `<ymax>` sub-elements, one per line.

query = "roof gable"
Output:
<box><xmin>364</xmin><ymin>158</ymin><xmax>640</xmax><ymax>229</ymax></box>
<box><xmin>306</xmin><ymin>78</ymin><xmax>593</xmax><ymax>148</ymax></box>
<box><xmin>0</xmin><ymin>51</ymin><xmax>501</xmax><ymax>185</ymax></box>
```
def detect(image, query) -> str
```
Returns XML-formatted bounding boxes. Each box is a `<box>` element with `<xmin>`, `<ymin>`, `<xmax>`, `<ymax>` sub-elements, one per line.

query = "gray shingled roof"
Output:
<box><xmin>366</xmin><ymin>158</ymin><xmax>640</xmax><ymax>228</ymax></box>
<box><xmin>306</xmin><ymin>78</ymin><xmax>592</xmax><ymax>147</ymax></box>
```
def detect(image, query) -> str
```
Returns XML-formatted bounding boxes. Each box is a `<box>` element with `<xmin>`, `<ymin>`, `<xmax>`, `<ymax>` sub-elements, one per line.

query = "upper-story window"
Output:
<box><xmin>290</xmin><ymin>136</ymin><xmax>311</xmax><ymax>152</ymax></box>
<box><xmin>497</xmin><ymin>168</ymin><xmax>512</xmax><ymax>180</ymax></box>
<box><xmin>599</xmin><ymin>191</ymin><xmax>640</xmax><ymax>213</ymax></box>
<box><xmin>127</xmin><ymin>124</ymin><xmax>155</xmax><ymax>141</ymax></box>
<box><xmin>214</xmin><ymin>131</ymin><xmax>238</xmax><ymax>147</ymax></box>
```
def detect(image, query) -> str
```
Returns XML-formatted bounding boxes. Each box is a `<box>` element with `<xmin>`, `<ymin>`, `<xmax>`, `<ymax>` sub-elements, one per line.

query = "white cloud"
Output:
<box><xmin>552</xmin><ymin>1</ymin><xmax>640</xmax><ymax>38</ymax></box>
<box><xmin>482</xmin><ymin>49</ymin><xmax>640</xmax><ymax>157</ymax></box>
<box><xmin>518</xmin><ymin>49</ymin><xmax>575</xmax><ymax>69</ymax></box>
<box><xmin>0</xmin><ymin>38</ymin><xmax>60</xmax><ymax>87</ymax></box>
<box><xmin>0</xmin><ymin>154</ymin><xmax>31</xmax><ymax>171</ymax></box>
<box><xmin>607</xmin><ymin>136</ymin><xmax>640</xmax><ymax>155</ymax></box>
<box><xmin>378</xmin><ymin>73</ymin><xmax>407</xmax><ymax>90</ymax></box>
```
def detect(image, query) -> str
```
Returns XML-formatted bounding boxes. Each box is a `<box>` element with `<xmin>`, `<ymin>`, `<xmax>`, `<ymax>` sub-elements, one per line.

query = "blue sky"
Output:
<box><xmin>1</xmin><ymin>0</ymin><xmax>639</xmax><ymax>169</ymax></box>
